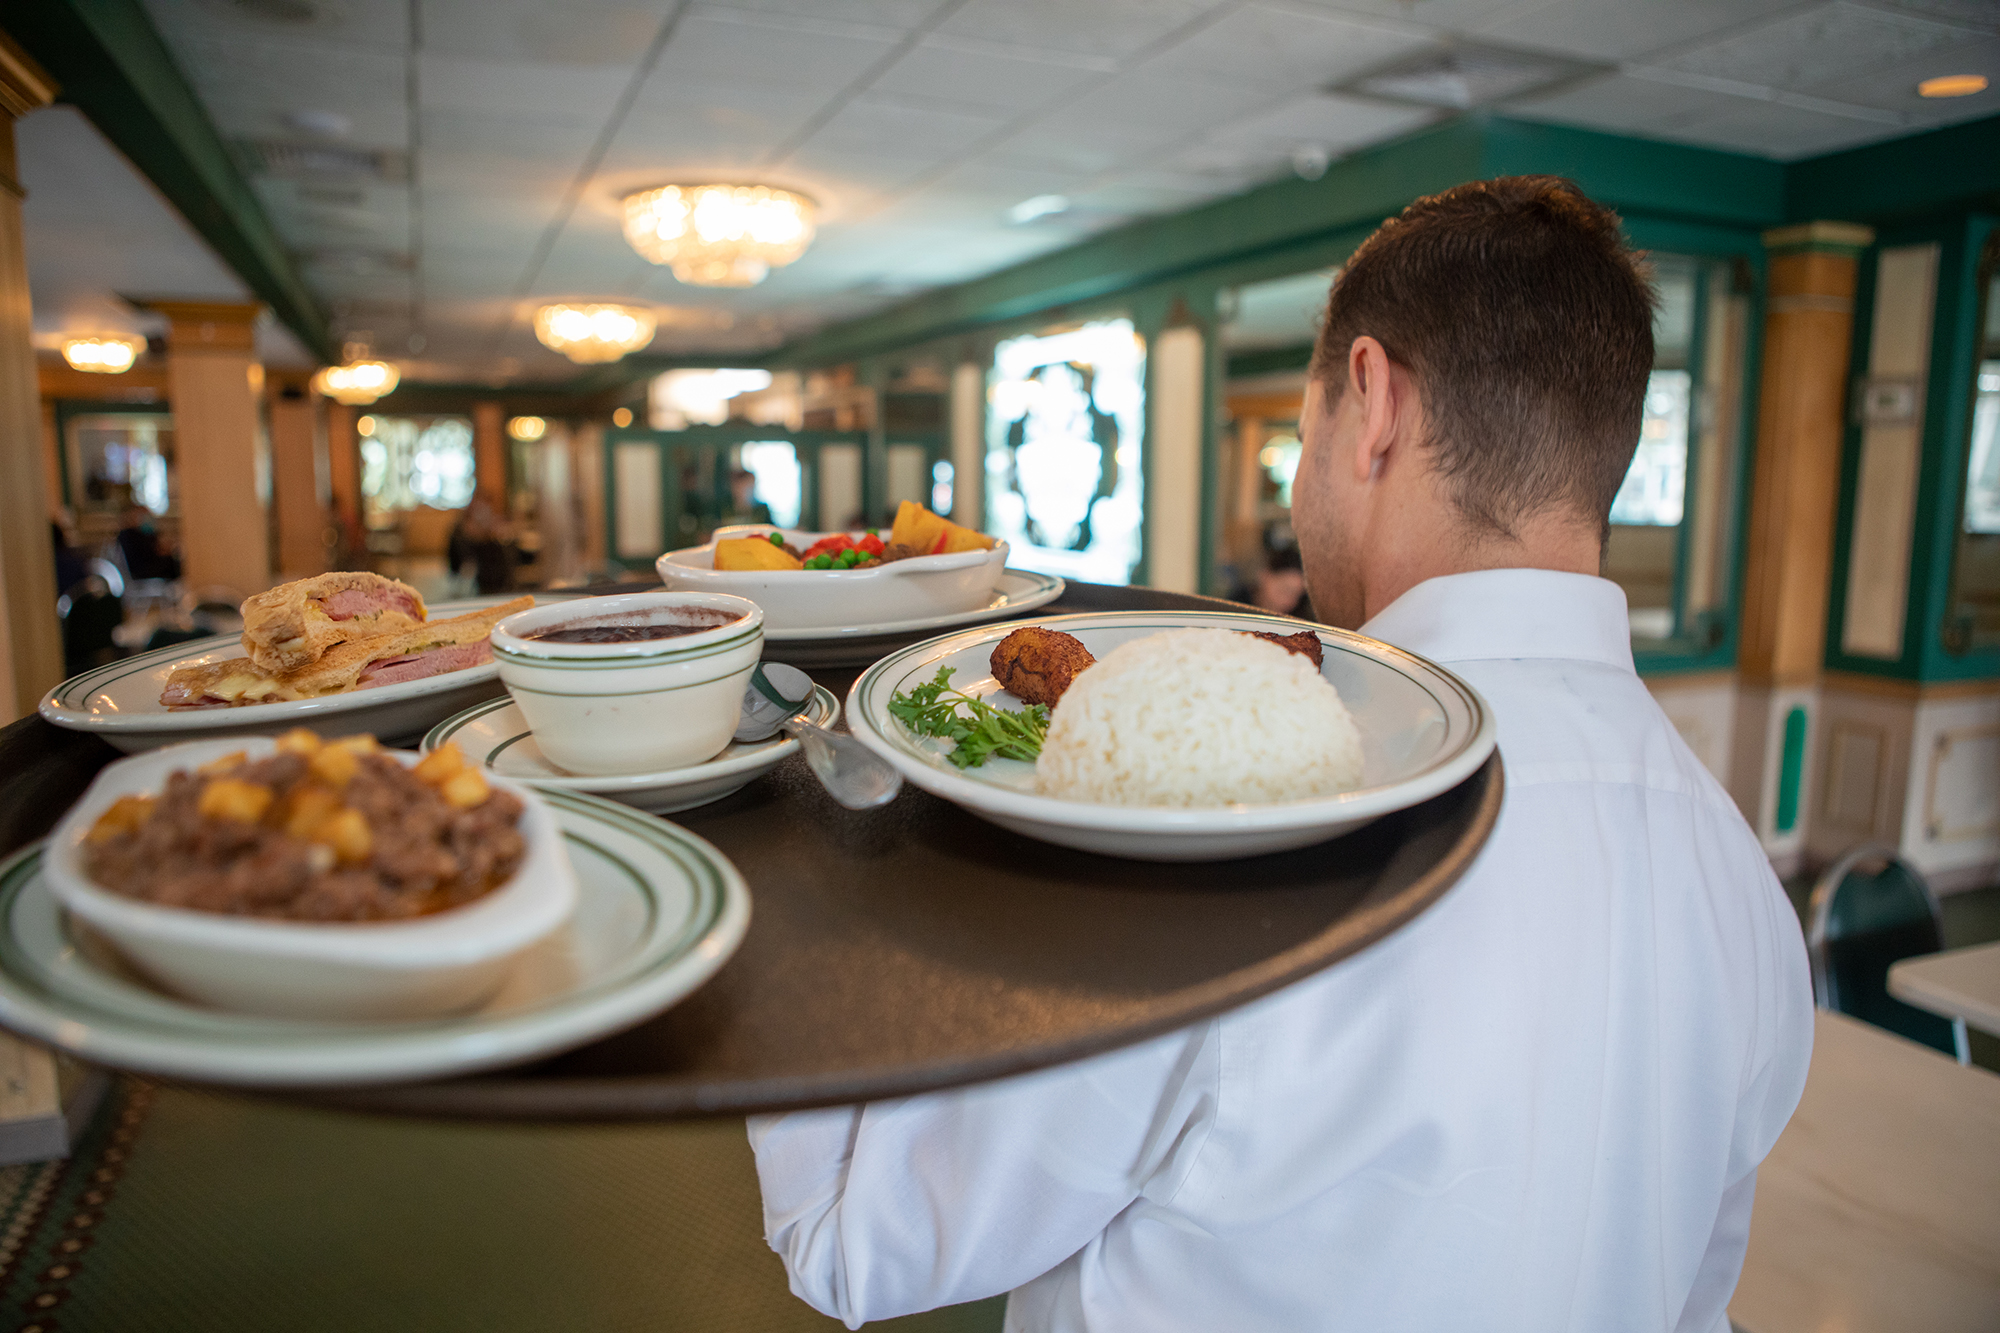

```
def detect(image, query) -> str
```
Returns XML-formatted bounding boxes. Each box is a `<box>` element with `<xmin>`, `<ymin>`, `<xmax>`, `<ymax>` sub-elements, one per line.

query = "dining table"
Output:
<box><xmin>0</xmin><ymin>579</ymin><xmax>1501</xmax><ymax>1121</ymax></box>
<box><xmin>1728</xmin><ymin>1009</ymin><xmax>2000</xmax><ymax>1333</ymax></box>
<box><xmin>1888</xmin><ymin>940</ymin><xmax>2000</xmax><ymax>1038</ymax></box>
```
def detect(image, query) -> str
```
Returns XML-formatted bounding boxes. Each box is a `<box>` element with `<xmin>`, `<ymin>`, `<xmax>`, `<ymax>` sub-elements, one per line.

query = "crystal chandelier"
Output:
<box><xmin>533</xmin><ymin>303</ymin><xmax>659</xmax><ymax>364</ymax></box>
<box><xmin>61</xmin><ymin>335</ymin><xmax>142</xmax><ymax>373</ymax></box>
<box><xmin>621</xmin><ymin>184</ymin><xmax>816</xmax><ymax>287</ymax></box>
<box><xmin>313</xmin><ymin>341</ymin><xmax>400</xmax><ymax>405</ymax></box>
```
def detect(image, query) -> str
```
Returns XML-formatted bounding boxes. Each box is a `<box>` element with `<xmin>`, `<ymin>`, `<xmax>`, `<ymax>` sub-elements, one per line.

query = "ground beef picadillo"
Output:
<box><xmin>85</xmin><ymin>746</ymin><xmax>525</xmax><ymax>922</ymax></box>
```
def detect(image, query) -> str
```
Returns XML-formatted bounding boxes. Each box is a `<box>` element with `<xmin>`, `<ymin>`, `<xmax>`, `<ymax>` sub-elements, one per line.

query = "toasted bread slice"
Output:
<box><xmin>240</xmin><ymin>572</ymin><xmax>427</xmax><ymax>673</ymax></box>
<box><xmin>163</xmin><ymin>596</ymin><xmax>531</xmax><ymax>708</ymax></box>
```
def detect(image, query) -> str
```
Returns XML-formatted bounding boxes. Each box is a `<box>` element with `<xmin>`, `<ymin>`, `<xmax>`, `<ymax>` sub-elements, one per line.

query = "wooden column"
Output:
<box><xmin>147</xmin><ymin>300</ymin><xmax>270</xmax><ymax>596</ymax></box>
<box><xmin>267</xmin><ymin>371</ymin><xmax>327</xmax><ymax>580</ymax></box>
<box><xmin>0</xmin><ymin>37</ymin><xmax>57</xmax><ymax>722</ymax></box>
<box><xmin>473</xmin><ymin>401</ymin><xmax>506</xmax><ymax>507</ymax></box>
<box><xmin>1730</xmin><ymin>221</ymin><xmax>1874</xmax><ymax>863</ymax></box>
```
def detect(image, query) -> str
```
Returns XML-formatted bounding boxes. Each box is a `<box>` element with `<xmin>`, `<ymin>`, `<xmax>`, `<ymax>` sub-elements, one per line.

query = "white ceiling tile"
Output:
<box><xmin>17</xmin><ymin>106</ymin><xmax>249</xmax><ymax>339</ymax></box>
<box><xmin>1502</xmin><ymin>70</ymin><xmax>1723</xmax><ymax>135</ymax></box>
<box><xmin>1476</xmin><ymin>0</ymin><xmax>1813</xmax><ymax>63</ymax></box>
<box><xmin>650</xmin><ymin>10</ymin><xmax>901</xmax><ymax>98</ymax></box>
<box><xmin>1652</xmin><ymin>1</ymin><xmax>1980</xmax><ymax>91</ymax></box>
<box><xmin>1196</xmin><ymin>91</ymin><xmax>1439</xmax><ymax>152</ymax></box>
<box><xmin>143</xmin><ymin>0</ymin><xmax>411</xmax><ymax>56</ymax></box>
<box><xmin>169</xmin><ymin>34</ymin><xmax>409</xmax><ymax>143</ymax></box>
<box><xmin>799</xmin><ymin>96</ymin><xmax>1009</xmax><ymax>160</ymax></box>
<box><xmin>870</xmin><ymin>40</ymin><xmax>1107</xmax><ymax>115</ymax></box>
<box><xmin>1871</xmin><ymin>0</ymin><xmax>2000</xmax><ymax>28</ymax></box>
<box><xmin>419</xmin><ymin>0</ymin><xmax>674</xmax><ymax>65</ymax></box>
<box><xmin>703</xmin><ymin>0</ymin><xmax>957</xmax><ymax>30</ymax></box>
<box><xmin>1145</xmin><ymin>4</ymin><xmax>1436</xmax><ymax>94</ymax></box>
<box><xmin>934</xmin><ymin>0</ymin><xmax>1228</xmax><ymax>63</ymax></box>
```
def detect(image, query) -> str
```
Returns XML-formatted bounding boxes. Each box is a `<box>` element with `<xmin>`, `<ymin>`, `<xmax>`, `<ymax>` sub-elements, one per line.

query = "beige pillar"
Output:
<box><xmin>473</xmin><ymin>401</ymin><xmax>506</xmax><ymax>507</ymax></box>
<box><xmin>1730</xmin><ymin>221</ymin><xmax>1874</xmax><ymax>864</ymax></box>
<box><xmin>0</xmin><ymin>37</ymin><xmax>58</xmax><ymax>721</ymax></box>
<box><xmin>147</xmin><ymin>300</ymin><xmax>269</xmax><ymax>596</ymax></box>
<box><xmin>268</xmin><ymin>371</ymin><xmax>327</xmax><ymax>579</ymax></box>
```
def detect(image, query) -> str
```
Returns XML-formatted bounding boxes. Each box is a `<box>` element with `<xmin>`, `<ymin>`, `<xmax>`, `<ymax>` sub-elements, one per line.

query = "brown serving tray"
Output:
<box><xmin>0</xmin><ymin>583</ymin><xmax>1499</xmax><ymax>1120</ymax></box>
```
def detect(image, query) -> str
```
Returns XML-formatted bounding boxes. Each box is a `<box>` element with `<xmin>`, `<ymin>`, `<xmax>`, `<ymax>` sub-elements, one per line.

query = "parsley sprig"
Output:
<box><xmin>888</xmin><ymin>666</ymin><xmax>1049</xmax><ymax>769</ymax></box>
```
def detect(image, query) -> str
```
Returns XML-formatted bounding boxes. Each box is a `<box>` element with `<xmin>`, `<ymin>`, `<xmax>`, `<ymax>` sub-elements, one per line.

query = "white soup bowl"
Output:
<box><xmin>491</xmin><ymin>592</ymin><xmax>763</xmax><ymax>776</ymax></box>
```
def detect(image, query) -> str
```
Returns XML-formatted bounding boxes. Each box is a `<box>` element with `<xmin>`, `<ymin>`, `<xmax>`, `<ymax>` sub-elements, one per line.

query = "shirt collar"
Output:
<box><xmin>1358</xmin><ymin>570</ymin><xmax>1636</xmax><ymax>672</ymax></box>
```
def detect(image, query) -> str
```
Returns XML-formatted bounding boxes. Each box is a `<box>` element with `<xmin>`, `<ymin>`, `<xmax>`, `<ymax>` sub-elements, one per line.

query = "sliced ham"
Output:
<box><xmin>356</xmin><ymin>638</ymin><xmax>493</xmax><ymax>688</ymax></box>
<box><xmin>320</xmin><ymin>586</ymin><xmax>422</xmax><ymax>621</ymax></box>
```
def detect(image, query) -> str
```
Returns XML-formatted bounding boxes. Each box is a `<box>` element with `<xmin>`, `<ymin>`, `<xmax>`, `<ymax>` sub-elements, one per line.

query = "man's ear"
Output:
<box><xmin>1347</xmin><ymin>336</ymin><xmax>1398</xmax><ymax>483</ymax></box>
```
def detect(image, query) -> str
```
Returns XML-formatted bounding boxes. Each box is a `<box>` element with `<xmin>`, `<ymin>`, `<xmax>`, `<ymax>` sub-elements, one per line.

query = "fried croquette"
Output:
<box><xmin>990</xmin><ymin>627</ymin><xmax>1096</xmax><ymax>707</ymax></box>
<box><xmin>1245</xmin><ymin>630</ymin><xmax>1324</xmax><ymax>668</ymax></box>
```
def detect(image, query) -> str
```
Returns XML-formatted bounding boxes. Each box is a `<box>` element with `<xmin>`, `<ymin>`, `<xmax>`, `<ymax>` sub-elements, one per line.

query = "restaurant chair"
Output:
<box><xmin>1807</xmin><ymin>844</ymin><xmax>1970</xmax><ymax>1063</ymax></box>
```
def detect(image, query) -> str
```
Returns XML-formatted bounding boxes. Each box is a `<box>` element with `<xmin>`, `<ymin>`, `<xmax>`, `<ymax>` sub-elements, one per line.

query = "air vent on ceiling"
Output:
<box><xmin>1344</xmin><ymin>43</ymin><xmax>1606</xmax><ymax>110</ymax></box>
<box><xmin>237</xmin><ymin>140</ymin><xmax>407</xmax><ymax>183</ymax></box>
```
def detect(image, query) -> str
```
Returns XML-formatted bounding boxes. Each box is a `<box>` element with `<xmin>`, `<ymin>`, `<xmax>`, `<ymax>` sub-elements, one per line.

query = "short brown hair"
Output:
<box><xmin>1308</xmin><ymin>176</ymin><xmax>1654</xmax><ymax>539</ymax></box>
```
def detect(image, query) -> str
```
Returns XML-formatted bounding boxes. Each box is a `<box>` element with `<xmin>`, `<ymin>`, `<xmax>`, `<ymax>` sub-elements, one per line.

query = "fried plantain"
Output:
<box><xmin>990</xmin><ymin>626</ymin><xmax>1096</xmax><ymax>707</ymax></box>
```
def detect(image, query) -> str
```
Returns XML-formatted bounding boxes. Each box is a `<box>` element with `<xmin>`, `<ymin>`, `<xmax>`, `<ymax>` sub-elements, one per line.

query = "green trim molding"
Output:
<box><xmin>2</xmin><ymin>0</ymin><xmax>334</xmax><ymax>361</ymax></box>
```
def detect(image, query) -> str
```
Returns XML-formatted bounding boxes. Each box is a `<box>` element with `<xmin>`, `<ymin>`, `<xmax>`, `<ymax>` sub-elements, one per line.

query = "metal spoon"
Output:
<box><xmin>736</xmin><ymin>662</ymin><xmax>903</xmax><ymax>811</ymax></box>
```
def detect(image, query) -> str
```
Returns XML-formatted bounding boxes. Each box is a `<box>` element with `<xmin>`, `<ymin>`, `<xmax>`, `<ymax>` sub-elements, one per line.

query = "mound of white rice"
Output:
<box><xmin>1035</xmin><ymin>628</ymin><xmax>1364</xmax><ymax>807</ymax></box>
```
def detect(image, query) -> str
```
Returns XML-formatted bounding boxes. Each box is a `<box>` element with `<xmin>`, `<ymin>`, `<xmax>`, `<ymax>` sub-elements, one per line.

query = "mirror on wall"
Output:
<box><xmin>1945</xmin><ymin>237</ymin><xmax>2000</xmax><ymax>653</ymax></box>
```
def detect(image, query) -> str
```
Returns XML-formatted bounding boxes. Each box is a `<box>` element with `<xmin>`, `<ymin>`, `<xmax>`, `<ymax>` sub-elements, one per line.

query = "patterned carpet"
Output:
<box><xmin>0</xmin><ymin>1080</ymin><xmax>1005</xmax><ymax>1333</ymax></box>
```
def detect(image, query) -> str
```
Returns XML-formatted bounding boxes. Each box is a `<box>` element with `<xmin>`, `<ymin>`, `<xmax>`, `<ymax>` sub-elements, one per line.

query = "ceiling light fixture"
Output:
<box><xmin>60</xmin><ymin>335</ymin><xmax>142</xmax><ymax>374</ymax></box>
<box><xmin>507</xmin><ymin>415</ymin><xmax>548</xmax><ymax>442</ymax></box>
<box><xmin>313</xmin><ymin>342</ymin><xmax>400</xmax><ymax>405</ymax></box>
<box><xmin>622</xmin><ymin>185</ymin><xmax>817</xmax><ymax>287</ymax></box>
<box><xmin>532</xmin><ymin>303</ymin><xmax>658</xmax><ymax>364</ymax></box>
<box><xmin>1918</xmin><ymin>74</ymin><xmax>1988</xmax><ymax>98</ymax></box>
<box><xmin>1007</xmin><ymin>194</ymin><xmax>1069</xmax><ymax>225</ymax></box>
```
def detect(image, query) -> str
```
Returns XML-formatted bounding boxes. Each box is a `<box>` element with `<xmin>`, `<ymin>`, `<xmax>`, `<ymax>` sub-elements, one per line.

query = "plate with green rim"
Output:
<box><xmin>37</xmin><ymin>593</ymin><xmax>596</xmax><ymax>754</ymax></box>
<box><xmin>0</xmin><ymin>790</ymin><xmax>750</xmax><ymax>1087</ymax></box>
<box><xmin>424</xmin><ymin>684</ymin><xmax>839</xmax><ymax>814</ymax></box>
<box><xmin>847</xmin><ymin>610</ymin><xmax>1496</xmax><ymax>862</ymax></box>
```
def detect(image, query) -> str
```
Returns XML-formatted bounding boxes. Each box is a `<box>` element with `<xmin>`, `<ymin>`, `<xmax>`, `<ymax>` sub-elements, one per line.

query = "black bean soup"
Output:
<box><xmin>528</xmin><ymin>608</ymin><xmax>741</xmax><ymax>644</ymax></box>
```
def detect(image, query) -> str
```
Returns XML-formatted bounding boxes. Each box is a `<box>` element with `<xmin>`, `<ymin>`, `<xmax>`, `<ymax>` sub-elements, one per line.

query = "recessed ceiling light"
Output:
<box><xmin>1007</xmin><ymin>195</ymin><xmax>1069</xmax><ymax>225</ymax></box>
<box><xmin>1344</xmin><ymin>42</ymin><xmax>1605</xmax><ymax>110</ymax></box>
<box><xmin>1918</xmin><ymin>74</ymin><xmax>1988</xmax><ymax>98</ymax></box>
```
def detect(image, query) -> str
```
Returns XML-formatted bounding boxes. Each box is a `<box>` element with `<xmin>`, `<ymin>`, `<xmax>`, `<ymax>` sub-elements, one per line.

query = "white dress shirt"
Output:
<box><xmin>750</xmin><ymin>570</ymin><xmax>1814</xmax><ymax>1333</ymax></box>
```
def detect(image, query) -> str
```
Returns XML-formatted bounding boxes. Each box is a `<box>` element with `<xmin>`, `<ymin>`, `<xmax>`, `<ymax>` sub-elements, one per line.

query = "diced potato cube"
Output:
<box><xmin>331</xmin><ymin>734</ymin><xmax>380</xmax><ymax>754</ymax></box>
<box><xmin>87</xmin><ymin>794</ymin><xmax>155</xmax><ymax>843</ymax></box>
<box><xmin>413</xmin><ymin>744</ymin><xmax>465</xmax><ymax>786</ymax></box>
<box><xmin>439</xmin><ymin>767</ymin><xmax>490</xmax><ymax>810</ymax></box>
<box><xmin>198</xmin><ymin>778</ymin><xmax>274</xmax><ymax>824</ymax></box>
<box><xmin>196</xmin><ymin>750</ymin><xmax>248</xmax><ymax>777</ymax></box>
<box><xmin>274</xmin><ymin>728</ymin><xmax>322</xmax><ymax>756</ymax></box>
<box><xmin>281</xmin><ymin>784</ymin><xmax>344</xmax><ymax>840</ymax></box>
<box><xmin>714</xmin><ymin>536</ymin><xmax>803</xmax><ymax>571</ymax></box>
<box><xmin>307</xmin><ymin>743</ymin><xmax>359</xmax><ymax>788</ymax></box>
<box><xmin>315</xmin><ymin>808</ymin><xmax>373</xmax><ymax>863</ymax></box>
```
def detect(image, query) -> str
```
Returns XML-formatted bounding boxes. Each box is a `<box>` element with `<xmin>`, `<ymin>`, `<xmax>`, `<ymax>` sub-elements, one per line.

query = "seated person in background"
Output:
<box><xmin>451</xmin><ymin>495</ymin><xmax>516</xmax><ymax>595</ymax></box>
<box><xmin>51</xmin><ymin>516</ymin><xmax>88</xmax><ymax>595</ymax></box>
<box><xmin>749</xmin><ymin>176</ymin><xmax>1813</xmax><ymax>1332</ymax></box>
<box><xmin>115</xmin><ymin>503</ymin><xmax>181</xmax><ymax>582</ymax></box>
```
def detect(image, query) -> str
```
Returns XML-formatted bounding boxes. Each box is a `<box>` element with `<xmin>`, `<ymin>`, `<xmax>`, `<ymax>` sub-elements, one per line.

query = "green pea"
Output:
<box><xmin>768</xmin><ymin>532</ymin><xmax>785</xmax><ymax>546</ymax></box>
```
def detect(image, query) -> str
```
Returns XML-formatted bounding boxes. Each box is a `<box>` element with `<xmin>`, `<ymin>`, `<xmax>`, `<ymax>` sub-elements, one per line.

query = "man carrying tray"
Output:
<box><xmin>749</xmin><ymin>176</ymin><xmax>1812</xmax><ymax>1332</ymax></box>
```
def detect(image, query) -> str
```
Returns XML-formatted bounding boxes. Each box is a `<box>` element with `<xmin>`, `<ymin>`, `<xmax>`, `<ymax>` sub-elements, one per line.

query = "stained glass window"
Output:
<box><xmin>987</xmin><ymin>319</ymin><xmax>1145</xmax><ymax>585</ymax></box>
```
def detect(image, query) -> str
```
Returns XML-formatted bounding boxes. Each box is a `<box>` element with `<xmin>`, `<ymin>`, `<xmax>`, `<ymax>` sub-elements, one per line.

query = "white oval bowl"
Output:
<box><xmin>491</xmin><ymin>591</ymin><xmax>763</xmax><ymax>777</ymax></box>
<box><xmin>656</xmin><ymin>526</ymin><xmax>1009</xmax><ymax>631</ymax></box>
<box><xmin>43</xmin><ymin>736</ymin><xmax>578</xmax><ymax>1021</ymax></box>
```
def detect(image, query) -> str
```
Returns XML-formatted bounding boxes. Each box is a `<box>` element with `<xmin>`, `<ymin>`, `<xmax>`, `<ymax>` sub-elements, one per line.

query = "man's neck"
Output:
<box><xmin>1362</xmin><ymin>509</ymin><xmax>1602</xmax><ymax>623</ymax></box>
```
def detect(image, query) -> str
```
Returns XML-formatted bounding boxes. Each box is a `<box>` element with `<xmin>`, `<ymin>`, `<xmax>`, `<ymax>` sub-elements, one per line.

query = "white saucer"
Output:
<box><xmin>847</xmin><ymin>610</ymin><xmax>1496</xmax><ymax>862</ymax></box>
<box><xmin>0</xmin><ymin>790</ymin><xmax>750</xmax><ymax>1087</ymax></box>
<box><xmin>38</xmin><ymin>593</ymin><xmax>591</xmax><ymax>753</ymax></box>
<box><xmin>424</xmin><ymin>684</ymin><xmax>839</xmax><ymax>814</ymax></box>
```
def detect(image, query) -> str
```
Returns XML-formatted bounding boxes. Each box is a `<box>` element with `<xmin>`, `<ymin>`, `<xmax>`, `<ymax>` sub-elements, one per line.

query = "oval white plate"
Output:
<box><xmin>847</xmin><ymin>611</ymin><xmax>1496</xmax><ymax>862</ymax></box>
<box><xmin>759</xmin><ymin>569</ymin><xmax>1065</xmax><ymax>669</ymax></box>
<box><xmin>38</xmin><ymin>593</ymin><xmax>590</xmax><ymax>753</ymax></box>
<box><xmin>424</xmin><ymin>684</ymin><xmax>839</xmax><ymax>814</ymax></box>
<box><xmin>0</xmin><ymin>790</ymin><xmax>749</xmax><ymax>1087</ymax></box>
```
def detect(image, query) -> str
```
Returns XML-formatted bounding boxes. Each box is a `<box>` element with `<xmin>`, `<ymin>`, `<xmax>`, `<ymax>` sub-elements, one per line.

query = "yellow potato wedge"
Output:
<box><xmin>715</xmin><ymin>536</ymin><xmax>803</xmax><ymax>571</ymax></box>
